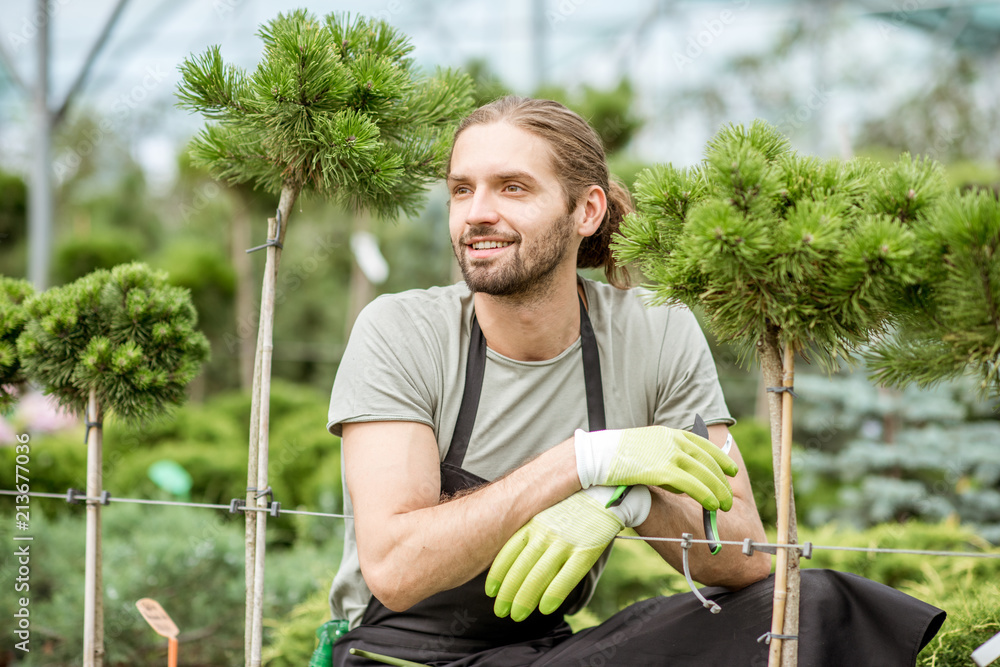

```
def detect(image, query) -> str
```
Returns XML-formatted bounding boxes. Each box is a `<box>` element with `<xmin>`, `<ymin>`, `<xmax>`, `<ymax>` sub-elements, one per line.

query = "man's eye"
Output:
<box><xmin>453</xmin><ymin>186</ymin><xmax>471</xmax><ymax>196</ymax></box>
<box><xmin>504</xmin><ymin>184</ymin><xmax>523</xmax><ymax>193</ymax></box>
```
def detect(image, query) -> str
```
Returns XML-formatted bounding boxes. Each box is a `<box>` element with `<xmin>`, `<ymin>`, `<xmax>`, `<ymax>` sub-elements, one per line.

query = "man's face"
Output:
<box><xmin>447</xmin><ymin>122</ymin><xmax>579</xmax><ymax>298</ymax></box>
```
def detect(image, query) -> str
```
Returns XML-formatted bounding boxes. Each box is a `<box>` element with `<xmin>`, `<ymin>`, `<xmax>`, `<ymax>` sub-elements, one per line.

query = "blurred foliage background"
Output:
<box><xmin>1</xmin><ymin>1</ymin><xmax>999</xmax><ymax>664</ymax></box>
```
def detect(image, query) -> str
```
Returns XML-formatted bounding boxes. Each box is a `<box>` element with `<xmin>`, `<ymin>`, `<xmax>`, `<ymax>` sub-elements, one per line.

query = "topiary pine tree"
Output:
<box><xmin>17</xmin><ymin>263</ymin><xmax>209</xmax><ymax>422</ymax></box>
<box><xmin>0</xmin><ymin>277</ymin><xmax>34</xmax><ymax>413</ymax></box>
<box><xmin>176</xmin><ymin>12</ymin><xmax>473</xmax><ymax>665</ymax></box>
<box><xmin>176</xmin><ymin>9</ymin><xmax>474</xmax><ymax>227</ymax></box>
<box><xmin>16</xmin><ymin>262</ymin><xmax>208</xmax><ymax>667</ymax></box>
<box><xmin>866</xmin><ymin>187</ymin><xmax>1000</xmax><ymax>397</ymax></box>
<box><xmin>613</xmin><ymin>121</ymin><xmax>947</xmax><ymax>667</ymax></box>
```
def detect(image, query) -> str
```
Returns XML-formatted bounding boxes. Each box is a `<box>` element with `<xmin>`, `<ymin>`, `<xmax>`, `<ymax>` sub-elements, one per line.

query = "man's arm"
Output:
<box><xmin>635</xmin><ymin>423</ymin><xmax>772</xmax><ymax>589</ymax></box>
<box><xmin>344</xmin><ymin>420</ymin><xmax>581</xmax><ymax>611</ymax></box>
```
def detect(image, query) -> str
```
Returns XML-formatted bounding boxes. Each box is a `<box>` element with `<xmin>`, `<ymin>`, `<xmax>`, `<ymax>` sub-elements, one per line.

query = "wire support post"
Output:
<box><xmin>680</xmin><ymin>533</ymin><xmax>721</xmax><ymax>614</ymax></box>
<box><xmin>245</xmin><ymin>209</ymin><xmax>284</xmax><ymax>253</ymax></box>
<box><xmin>742</xmin><ymin>538</ymin><xmax>812</xmax><ymax>560</ymax></box>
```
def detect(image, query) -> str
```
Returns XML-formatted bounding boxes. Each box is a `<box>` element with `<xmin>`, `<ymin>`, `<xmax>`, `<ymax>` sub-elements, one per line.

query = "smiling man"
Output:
<box><xmin>324</xmin><ymin>97</ymin><xmax>944</xmax><ymax>666</ymax></box>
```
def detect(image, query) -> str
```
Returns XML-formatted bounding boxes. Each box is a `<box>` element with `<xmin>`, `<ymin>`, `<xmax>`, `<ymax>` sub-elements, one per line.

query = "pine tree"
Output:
<box><xmin>176</xmin><ymin>12</ymin><xmax>474</xmax><ymax>665</ymax></box>
<box><xmin>176</xmin><ymin>9</ymin><xmax>473</xmax><ymax>223</ymax></box>
<box><xmin>17</xmin><ymin>263</ymin><xmax>209</xmax><ymax>422</ymax></box>
<box><xmin>0</xmin><ymin>277</ymin><xmax>34</xmax><ymax>413</ymax></box>
<box><xmin>866</xmin><ymin>188</ymin><xmax>1000</xmax><ymax>397</ymax></box>
<box><xmin>16</xmin><ymin>262</ymin><xmax>208</xmax><ymax>667</ymax></box>
<box><xmin>614</xmin><ymin>121</ymin><xmax>947</xmax><ymax>666</ymax></box>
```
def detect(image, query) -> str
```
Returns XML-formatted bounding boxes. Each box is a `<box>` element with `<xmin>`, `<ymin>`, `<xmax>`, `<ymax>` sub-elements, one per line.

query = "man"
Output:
<box><xmin>326</xmin><ymin>97</ymin><xmax>944</xmax><ymax>666</ymax></box>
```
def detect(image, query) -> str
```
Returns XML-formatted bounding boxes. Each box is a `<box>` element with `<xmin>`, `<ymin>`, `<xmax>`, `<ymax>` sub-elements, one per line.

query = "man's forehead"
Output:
<box><xmin>448</xmin><ymin>122</ymin><xmax>556</xmax><ymax>180</ymax></box>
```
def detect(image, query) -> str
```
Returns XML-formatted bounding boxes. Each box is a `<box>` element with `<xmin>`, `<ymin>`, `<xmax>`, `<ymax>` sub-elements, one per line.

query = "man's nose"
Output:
<box><xmin>465</xmin><ymin>188</ymin><xmax>501</xmax><ymax>225</ymax></box>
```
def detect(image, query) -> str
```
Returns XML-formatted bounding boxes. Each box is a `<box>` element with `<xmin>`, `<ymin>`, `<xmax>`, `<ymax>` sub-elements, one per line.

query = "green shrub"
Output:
<box><xmin>0</xmin><ymin>505</ymin><xmax>245</xmax><ymax>665</ymax></box>
<box><xmin>0</xmin><ymin>504</ymin><xmax>342</xmax><ymax>666</ymax></box>
<box><xmin>916</xmin><ymin>582</ymin><xmax>1000</xmax><ymax>667</ymax></box>
<box><xmin>263</xmin><ymin>587</ymin><xmax>333</xmax><ymax>667</ymax></box>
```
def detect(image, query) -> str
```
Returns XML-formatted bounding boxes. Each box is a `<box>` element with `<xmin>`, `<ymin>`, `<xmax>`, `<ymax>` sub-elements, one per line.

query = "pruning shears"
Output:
<box><xmin>693</xmin><ymin>413</ymin><xmax>732</xmax><ymax>555</ymax></box>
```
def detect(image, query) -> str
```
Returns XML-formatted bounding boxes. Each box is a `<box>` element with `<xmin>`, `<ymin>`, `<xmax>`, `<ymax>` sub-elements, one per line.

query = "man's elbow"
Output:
<box><xmin>363</xmin><ymin>563</ymin><xmax>422</xmax><ymax>612</ymax></box>
<box><xmin>747</xmin><ymin>553</ymin><xmax>772</xmax><ymax>585</ymax></box>
<box><xmin>728</xmin><ymin>553</ymin><xmax>772</xmax><ymax>590</ymax></box>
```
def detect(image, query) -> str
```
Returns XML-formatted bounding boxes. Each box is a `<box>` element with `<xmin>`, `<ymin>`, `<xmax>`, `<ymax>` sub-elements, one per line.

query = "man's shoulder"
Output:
<box><xmin>358</xmin><ymin>282</ymin><xmax>473</xmax><ymax>331</ymax></box>
<box><xmin>583</xmin><ymin>277</ymin><xmax>694</xmax><ymax>325</ymax></box>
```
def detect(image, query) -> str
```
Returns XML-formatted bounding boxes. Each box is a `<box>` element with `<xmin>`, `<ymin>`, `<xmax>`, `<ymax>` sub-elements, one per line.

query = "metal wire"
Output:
<box><xmin>3</xmin><ymin>489</ymin><xmax>999</xmax><ymax>558</ymax></box>
<box><xmin>616</xmin><ymin>534</ymin><xmax>1000</xmax><ymax>559</ymax></box>
<box><xmin>0</xmin><ymin>489</ymin><xmax>351</xmax><ymax>519</ymax></box>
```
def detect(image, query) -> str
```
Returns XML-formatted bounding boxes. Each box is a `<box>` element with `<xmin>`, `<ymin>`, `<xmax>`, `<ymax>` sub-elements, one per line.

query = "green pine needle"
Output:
<box><xmin>615</xmin><ymin>121</ymin><xmax>967</xmax><ymax>380</ymax></box>
<box><xmin>16</xmin><ymin>263</ymin><xmax>210</xmax><ymax>425</ymax></box>
<box><xmin>175</xmin><ymin>10</ymin><xmax>474</xmax><ymax>219</ymax></box>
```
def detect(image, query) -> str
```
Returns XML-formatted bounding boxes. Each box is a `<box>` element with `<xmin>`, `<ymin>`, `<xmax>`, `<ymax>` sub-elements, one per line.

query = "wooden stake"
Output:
<box><xmin>244</xmin><ymin>319</ymin><xmax>263</xmax><ymax>662</ymax></box>
<box><xmin>83</xmin><ymin>388</ymin><xmax>104</xmax><ymax>667</ymax></box>
<box><xmin>768</xmin><ymin>342</ymin><xmax>800</xmax><ymax>667</ymax></box>
<box><xmin>245</xmin><ymin>184</ymin><xmax>295</xmax><ymax>667</ymax></box>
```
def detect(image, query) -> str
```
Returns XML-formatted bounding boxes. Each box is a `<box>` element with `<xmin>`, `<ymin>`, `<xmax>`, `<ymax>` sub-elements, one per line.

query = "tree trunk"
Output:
<box><xmin>83</xmin><ymin>389</ymin><xmax>104</xmax><ymax>667</ymax></box>
<box><xmin>245</xmin><ymin>185</ymin><xmax>297</xmax><ymax>667</ymax></box>
<box><xmin>759</xmin><ymin>326</ymin><xmax>800</xmax><ymax>667</ymax></box>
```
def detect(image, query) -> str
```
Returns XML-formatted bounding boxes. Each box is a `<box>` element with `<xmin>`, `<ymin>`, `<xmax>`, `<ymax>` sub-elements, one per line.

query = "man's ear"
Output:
<box><xmin>576</xmin><ymin>185</ymin><xmax>607</xmax><ymax>238</ymax></box>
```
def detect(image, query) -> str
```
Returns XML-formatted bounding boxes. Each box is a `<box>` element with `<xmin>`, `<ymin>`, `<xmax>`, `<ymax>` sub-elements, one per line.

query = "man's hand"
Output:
<box><xmin>485</xmin><ymin>485</ymin><xmax>651</xmax><ymax>622</ymax></box>
<box><xmin>574</xmin><ymin>425</ymin><xmax>738</xmax><ymax>511</ymax></box>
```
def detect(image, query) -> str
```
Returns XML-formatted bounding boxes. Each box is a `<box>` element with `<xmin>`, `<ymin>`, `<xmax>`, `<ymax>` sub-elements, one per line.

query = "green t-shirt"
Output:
<box><xmin>326</xmin><ymin>276</ymin><xmax>733</xmax><ymax>628</ymax></box>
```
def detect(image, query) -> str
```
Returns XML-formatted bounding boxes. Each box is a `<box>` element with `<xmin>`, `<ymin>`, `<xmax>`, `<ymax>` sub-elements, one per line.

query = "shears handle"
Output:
<box><xmin>704</xmin><ymin>509</ymin><xmax>722</xmax><ymax>554</ymax></box>
<box><xmin>692</xmin><ymin>415</ymin><xmax>731</xmax><ymax>555</ymax></box>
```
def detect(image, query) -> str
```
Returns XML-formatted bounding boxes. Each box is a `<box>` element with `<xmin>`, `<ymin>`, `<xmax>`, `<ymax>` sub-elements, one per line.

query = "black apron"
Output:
<box><xmin>334</xmin><ymin>297</ymin><xmax>606</xmax><ymax>666</ymax></box>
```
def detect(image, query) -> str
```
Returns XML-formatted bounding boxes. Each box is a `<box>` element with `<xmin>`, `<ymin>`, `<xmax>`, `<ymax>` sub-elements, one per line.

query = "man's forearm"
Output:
<box><xmin>636</xmin><ymin>485</ymin><xmax>771</xmax><ymax>589</ymax></box>
<box><xmin>355</xmin><ymin>436</ymin><xmax>581</xmax><ymax>611</ymax></box>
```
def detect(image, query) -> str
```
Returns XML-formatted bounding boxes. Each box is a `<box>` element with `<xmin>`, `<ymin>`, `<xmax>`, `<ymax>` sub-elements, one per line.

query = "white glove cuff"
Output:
<box><xmin>611</xmin><ymin>485</ymin><xmax>652</xmax><ymax>527</ymax></box>
<box><xmin>574</xmin><ymin>428</ymin><xmax>619</xmax><ymax>488</ymax></box>
<box><xmin>581</xmin><ymin>485</ymin><xmax>652</xmax><ymax>527</ymax></box>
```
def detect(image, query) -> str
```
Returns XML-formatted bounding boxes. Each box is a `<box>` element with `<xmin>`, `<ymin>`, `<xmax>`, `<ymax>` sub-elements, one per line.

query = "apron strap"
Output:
<box><xmin>444</xmin><ymin>315</ymin><xmax>487</xmax><ymax>468</ymax></box>
<box><xmin>579</xmin><ymin>294</ymin><xmax>606</xmax><ymax>432</ymax></box>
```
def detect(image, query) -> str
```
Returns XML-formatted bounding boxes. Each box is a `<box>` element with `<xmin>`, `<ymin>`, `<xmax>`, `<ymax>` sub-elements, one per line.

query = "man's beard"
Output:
<box><xmin>454</xmin><ymin>212</ymin><xmax>576</xmax><ymax>298</ymax></box>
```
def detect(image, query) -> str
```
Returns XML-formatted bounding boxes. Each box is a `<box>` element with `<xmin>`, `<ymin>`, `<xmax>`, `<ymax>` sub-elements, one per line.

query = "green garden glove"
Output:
<box><xmin>486</xmin><ymin>485</ymin><xmax>651</xmax><ymax>622</ymax></box>
<box><xmin>574</xmin><ymin>425</ymin><xmax>738</xmax><ymax>511</ymax></box>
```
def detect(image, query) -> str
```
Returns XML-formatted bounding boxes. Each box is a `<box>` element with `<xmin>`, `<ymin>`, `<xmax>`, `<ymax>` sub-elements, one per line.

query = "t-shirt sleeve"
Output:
<box><xmin>653</xmin><ymin>305</ymin><xmax>734</xmax><ymax>430</ymax></box>
<box><xmin>327</xmin><ymin>297</ymin><xmax>438</xmax><ymax>437</ymax></box>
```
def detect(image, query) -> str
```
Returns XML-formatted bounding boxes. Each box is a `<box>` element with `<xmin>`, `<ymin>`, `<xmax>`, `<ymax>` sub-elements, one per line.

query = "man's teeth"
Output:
<box><xmin>471</xmin><ymin>241</ymin><xmax>512</xmax><ymax>250</ymax></box>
